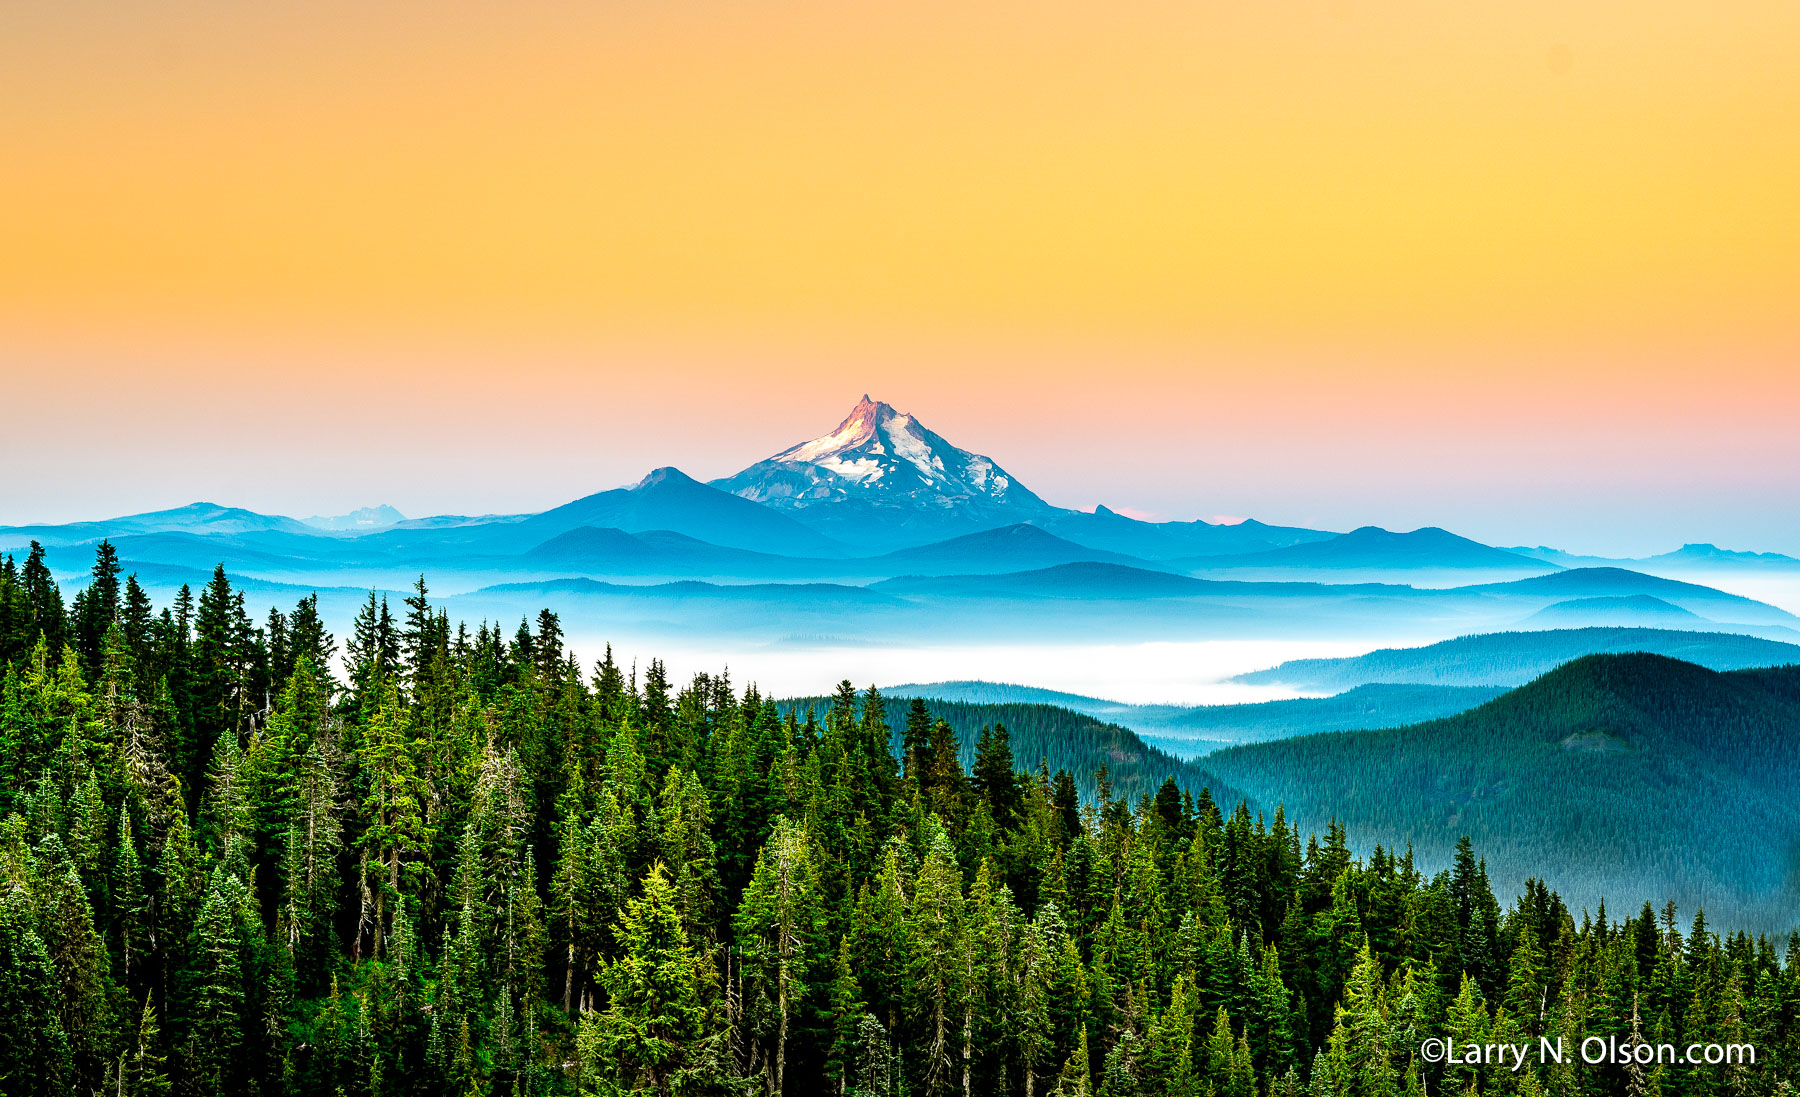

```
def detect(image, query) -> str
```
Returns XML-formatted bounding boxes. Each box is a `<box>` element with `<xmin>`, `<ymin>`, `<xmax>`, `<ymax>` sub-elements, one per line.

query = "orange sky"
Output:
<box><xmin>2</xmin><ymin>1</ymin><xmax>1797</xmax><ymax>552</ymax></box>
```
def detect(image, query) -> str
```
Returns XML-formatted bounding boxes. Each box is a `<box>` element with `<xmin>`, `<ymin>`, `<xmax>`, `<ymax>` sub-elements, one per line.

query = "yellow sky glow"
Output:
<box><xmin>3</xmin><ymin>0</ymin><xmax>1797</xmax><ymax>346</ymax></box>
<box><xmin>4</xmin><ymin>1</ymin><xmax>1799</xmax><ymax>553</ymax></box>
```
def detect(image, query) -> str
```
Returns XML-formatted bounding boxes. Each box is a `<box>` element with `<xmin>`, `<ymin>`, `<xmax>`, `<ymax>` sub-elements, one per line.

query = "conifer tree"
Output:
<box><xmin>29</xmin><ymin>836</ymin><xmax>111</xmax><ymax>1092</ymax></box>
<box><xmin>1443</xmin><ymin>973</ymin><xmax>1489</xmax><ymax>1096</ymax></box>
<box><xmin>1051</xmin><ymin>1029</ymin><xmax>1092</xmax><ymax>1097</ymax></box>
<box><xmin>200</xmin><ymin>727</ymin><xmax>252</xmax><ymax>855</ymax></box>
<box><xmin>288</xmin><ymin>593</ymin><xmax>335</xmax><ymax>679</ymax></box>
<box><xmin>961</xmin><ymin>857</ymin><xmax>1014</xmax><ymax>1097</ymax></box>
<box><xmin>908</xmin><ymin>827</ymin><xmax>967</xmax><ymax>1096</ymax></box>
<box><xmin>356</xmin><ymin>678</ymin><xmax>427</xmax><ymax>962</ymax></box>
<box><xmin>119</xmin><ymin>996</ymin><xmax>171</xmax><ymax>1097</ymax></box>
<box><xmin>279</xmin><ymin>733</ymin><xmax>345</xmax><ymax>983</ymax></box>
<box><xmin>598</xmin><ymin>862</ymin><xmax>719</xmax><ymax>1095</ymax></box>
<box><xmin>1142</xmin><ymin>975</ymin><xmax>1199</xmax><ymax>1097</ymax></box>
<box><xmin>345</xmin><ymin>591</ymin><xmax>399</xmax><ymax>720</ymax></box>
<box><xmin>73</xmin><ymin>539</ymin><xmax>123</xmax><ymax>669</ymax></box>
<box><xmin>120</xmin><ymin>574</ymin><xmax>156</xmax><ymax>665</ymax></box>
<box><xmin>903</xmin><ymin>697</ymin><xmax>933</xmax><ymax>784</ymax></box>
<box><xmin>1329</xmin><ymin>937</ymin><xmax>1396</xmax><ymax>1097</ymax></box>
<box><xmin>553</xmin><ymin>805</ymin><xmax>589</xmax><ymax>1014</ymax></box>
<box><xmin>190</xmin><ymin>566</ymin><xmax>244</xmax><ymax>782</ymax></box>
<box><xmin>1016</xmin><ymin>912</ymin><xmax>1061</xmax><ymax>1097</ymax></box>
<box><xmin>189</xmin><ymin>887</ymin><xmax>244</xmax><ymax>1096</ymax></box>
<box><xmin>735</xmin><ymin>815</ymin><xmax>828</xmax><ymax>1095</ymax></box>
<box><xmin>0</xmin><ymin>885</ymin><xmax>73</xmax><ymax>1096</ymax></box>
<box><xmin>1098</xmin><ymin>1027</ymin><xmax>1145</xmax><ymax>1097</ymax></box>
<box><xmin>658</xmin><ymin>767</ymin><xmax>721</xmax><ymax>945</ymax></box>
<box><xmin>20</xmin><ymin>541</ymin><xmax>67</xmax><ymax>656</ymax></box>
<box><xmin>853</xmin><ymin>844</ymin><xmax>912</xmax><ymax>1039</ymax></box>
<box><xmin>973</xmin><ymin>723</ymin><xmax>1020</xmax><ymax>827</ymax></box>
<box><xmin>115</xmin><ymin>803</ymin><xmax>148</xmax><ymax>986</ymax></box>
<box><xmin>826</xmin><ymin>934</ymin><xmax>864</xmax><ymax>1096</ymax></box>
<box><xmin>1504</xmin><ymin>918</ymin><xmax>1547</xmax><ymax>1037</ymax></box>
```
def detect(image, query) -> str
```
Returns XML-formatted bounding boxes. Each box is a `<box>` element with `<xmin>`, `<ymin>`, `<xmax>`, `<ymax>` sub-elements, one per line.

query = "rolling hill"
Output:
<box><xmin>1520</xmin><ymin>595</ymin><xmax>1705</xmax><ymax>628</ymax></box>
<box><xmin>510</xmin><ymin>466</ymin><xmax>846</xmax><ymax>556</ymax></box>
<box><xmin>1134</xmin><ymin>683</ymin><xmax>1511</xmax><ymax>756</ymax></box>
<box><xmin>523</xmin><ymin>526</ymin><xmax>804</xmax><ymax>576</ymax></box>
<box><xmin>877</xmin><ymin>679</ymin><xmax>1156</xmax><ymax>716</ymax></box>
<box><xmin>870</xmin><ymin>561</ymin><xmax>1220</xmax><ymax>599</ymax></box>
<box><xmin>1233</xmin><ymin>627</ymin><xmax>1800</xmax><ymax>689</ymax></box>
<box><xmin>1472</xmin><ymin>567</ymin><xmax>1794</xmax><ymax>625</ymax></box>
<box><xmin>1185</xmin><ymin>525</ymin><xmax>1555</xmax><ymax>572</ymax></box>
<box><xmin>1202</xmin><ymin>654</ymin><xmax>1800</xmax><ymax>931</ymax></box>
<box><xmin>869</xmin><ymin>523</ymin><xmax>1153</xmax><ymax>574</ymax></box>
<box><xmin>1035</xmin><ymin>507</ymin><xmax>1336</xmax><ymax>561</ymax></box>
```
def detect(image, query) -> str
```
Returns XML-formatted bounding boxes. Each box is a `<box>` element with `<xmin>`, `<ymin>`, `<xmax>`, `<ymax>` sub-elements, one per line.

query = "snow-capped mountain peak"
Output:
<box><xmin>772</xmin><ymin>395</ymin><xmax>888</xmax><ymax>466</ymax></box>
<box><xmin>711</xmin><ymin>396</ymin><xmax>1052</xmax><ymax>521</ymax></box>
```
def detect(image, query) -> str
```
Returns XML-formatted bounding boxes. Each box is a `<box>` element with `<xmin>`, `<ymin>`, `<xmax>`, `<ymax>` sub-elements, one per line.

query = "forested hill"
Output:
<box><xmin>5</xmin><ymin>548</ymin><xmax>1800</xmax><ymax>1097</ymax></box>
<box><xmin>1204</xmin><ymin>653</ymin><xmax>1800</xmax><ymax>932</ymax></box>
<box><xmin>775</xmin><ymin>694</ymin><xmax>1248</xmax><ymax>806</ymax></box>
<box><xmin>1232</xmin><ymin>627</ymin><xmax>1800</xmax><ymax>689</ymax></box>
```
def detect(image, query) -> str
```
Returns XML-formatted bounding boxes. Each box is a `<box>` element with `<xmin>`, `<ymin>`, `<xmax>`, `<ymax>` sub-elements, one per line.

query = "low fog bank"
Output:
<box><xmin>552</xmin><ymin>633</ymin><xmax>1402</xmax><ymax>706</ymax></box>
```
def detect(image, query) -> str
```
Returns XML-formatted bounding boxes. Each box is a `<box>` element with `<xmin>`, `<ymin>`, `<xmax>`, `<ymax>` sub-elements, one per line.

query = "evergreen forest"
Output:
<box><xmin>774</xmin><ymin>695</ymin><xmax>1238</xmax><ymax>806</ymax></box>
<box><xmin>1202</xmin><ymin>655</ymin><xmax>1800</xmax><ymax>933</ymax></box>
<box><xmin>1</xmin><ymin>541</ymin><xmax>1797</xmax><ymax>1097</ymax></box>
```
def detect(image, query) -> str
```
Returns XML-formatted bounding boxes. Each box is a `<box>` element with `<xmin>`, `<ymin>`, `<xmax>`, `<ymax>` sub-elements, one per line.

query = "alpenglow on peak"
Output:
<box><xmin>710</xmin><ymin>396</ymin><xmax>1054</xmax><ymax>518</ymax></box>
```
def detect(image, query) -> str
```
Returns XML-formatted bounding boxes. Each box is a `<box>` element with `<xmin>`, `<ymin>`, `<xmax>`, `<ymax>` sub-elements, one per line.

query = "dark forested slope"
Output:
<box><xmin>1205</xmin><ymin>653</ymin><xmax>1800</xmax><ymax>931</ymax></box>
<box><xmin>1134</xmin><ymin>684</ymin><xmax>1510</xmax><ymax>756</ymax></box>
<box><xmin>777</xmin><ymin>694</ymin><xmax>1247</xmax><ymax>805</ymax></box>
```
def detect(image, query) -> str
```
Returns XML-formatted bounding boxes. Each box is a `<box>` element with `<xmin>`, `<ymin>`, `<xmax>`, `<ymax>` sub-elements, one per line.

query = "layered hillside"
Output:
<box><xmin>1205</xmin><ymin>654</ymin><xmax>1800</xmax><ymax>930</ymax></box>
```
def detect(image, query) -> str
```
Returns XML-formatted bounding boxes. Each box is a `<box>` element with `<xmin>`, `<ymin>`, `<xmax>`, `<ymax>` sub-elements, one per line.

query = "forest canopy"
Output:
<box><xmin>0</xmin><ymin>542</ymin><xmax>1795</xmax><ymax>1097</ymax></box>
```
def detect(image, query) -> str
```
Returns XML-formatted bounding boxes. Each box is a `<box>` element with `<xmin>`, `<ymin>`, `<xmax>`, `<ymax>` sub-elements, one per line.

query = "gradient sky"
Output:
<box><xmin>2</xmin><ymin>1</ymin><xmax>1796</xmax><ymax>555</ymax></box>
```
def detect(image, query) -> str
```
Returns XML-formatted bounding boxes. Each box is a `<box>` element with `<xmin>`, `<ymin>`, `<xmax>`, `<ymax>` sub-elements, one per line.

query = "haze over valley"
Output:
<box><xmin>8</xmin><ymin>396</ymin><xmax>1799</xmax><ymax>701</ymax></box>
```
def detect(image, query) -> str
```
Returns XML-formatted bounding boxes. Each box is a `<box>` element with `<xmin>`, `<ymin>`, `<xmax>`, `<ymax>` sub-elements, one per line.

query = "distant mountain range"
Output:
<box><xmin>871</xmin><ymin>561</ymin><xmax>1218</xmax><ymax>600</ymax></box>
<box><xmin>0</xmin><ymin>501</ymin><xmax>315</xmax><ymax>546</ymax></box>
<box><xmin>5</xmin><ymin>399</ymin><xmax>1794</xmax><ymax>582</ymax></box>
<box><xmin>1513</xmin><ymin>542</ymin><xmax>1800</xmax><ymax>572</ymax></box>
<box><xmin>1035</xmin><ymin>507</ymin><xmax>1336</xmax><ymax>560</ymax></box>
<box><xmin>4</xmin><ymin>396</ymin><xmax>1797</xmax><ymax>663</ymax></box>
<box><xmin>302</xmin><ymin>504</ymin><xmax>406</xmax><ymax>531</ymax></box>
<box><xmin>1186</xmin><ymin>524</ymin><xmax>1548</xmax><ymax>572</ymax></box>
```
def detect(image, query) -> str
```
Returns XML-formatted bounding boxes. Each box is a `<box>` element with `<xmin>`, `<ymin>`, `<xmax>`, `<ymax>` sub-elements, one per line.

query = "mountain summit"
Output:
<box><xmin>712</xmin><ymin>396</ymin><xmax>1057</xmax><ymax>547</ymax></box>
